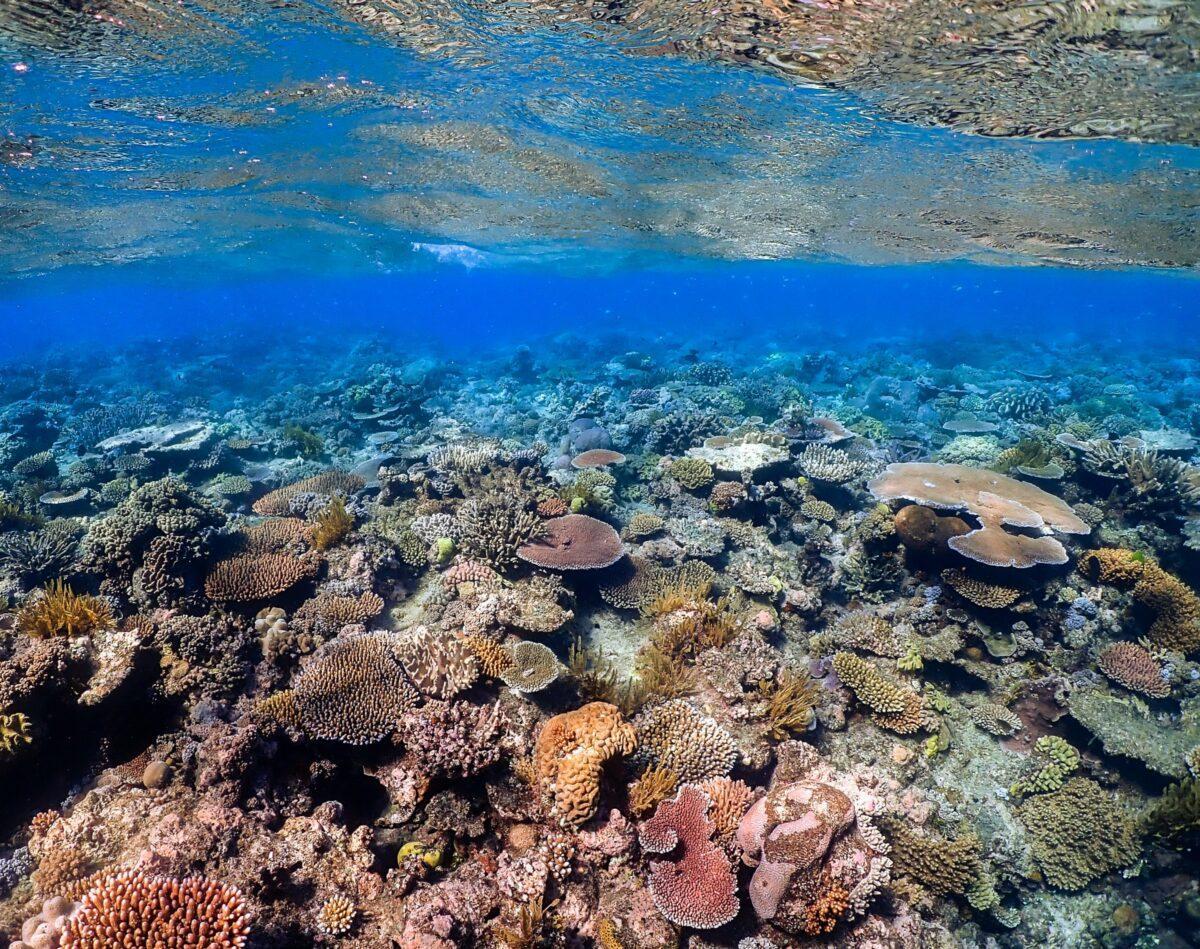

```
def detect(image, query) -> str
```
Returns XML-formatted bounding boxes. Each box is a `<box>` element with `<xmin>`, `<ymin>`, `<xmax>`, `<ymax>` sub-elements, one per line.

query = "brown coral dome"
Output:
<box><xmin>893</xmin><ymin>504</ymin><xmax>971</xmax><ymax>557</ymax></box>
<box><xmin>516</xmin><ymin>514</ymin><xmax>624</xmax><ymax>570</ymax></box>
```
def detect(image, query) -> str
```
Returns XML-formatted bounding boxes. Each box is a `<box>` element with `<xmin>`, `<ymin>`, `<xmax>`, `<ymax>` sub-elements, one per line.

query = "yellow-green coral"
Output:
<box><xmin>1017</xmin><ymin>777</ymin><xmax>1141</xmax><ymax>890</ymax></box>
<box><xmin>560</xmin><ymin>468</ymin><xmax>616</xmax><ymax>512</ymax></box>
<box><xmin>1</xmin><ymin>712</ymin><xmax>32</xmax><ymax>757</ymax></box>
<box><xmin>17</xmin><ymin>580</ymin><xmax>114</xmax><ymax>638</ymax></box>
<box><xmin>1143</xmin><ymin>777</ymin><xmax>1200</xmax><ymax>850</ymax></box>
<box><xmin>312</xmin><ymin>496</ymin><xmax>354</xmax><ymax>550</ymax></box>
<box><xmin>668</xmin><ymin>458</ymin><xmax>714</xmax><ymax>490</ymax></box>
<box><xmin>1011</xmin><ymin>736</ymin><xmax>1081</xmax><ymax>797</ymax></box>
<box><xmin>832</xmin><ymin>651</ymin><xmax>925</xmax><ymax>734</ymax></box>
<box><xmin>758</xmin><ymin>670</ymin><xmax>820</xmax><ymax>740</ymax></box>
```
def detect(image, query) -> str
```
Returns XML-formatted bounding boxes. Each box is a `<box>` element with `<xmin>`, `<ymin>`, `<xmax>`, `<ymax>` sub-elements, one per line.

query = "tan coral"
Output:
<box><xmin>463</xmin><ymin>635</ymin><xmax>515</xmax><ymax>678</ymax></box>
<box><xmin>534</xmin><ymin>702</ymin><xmax>637</xmax><ymax>826</ymax></box>
<box><xmin>941</xmin><ymin>567</ymin><xmax>1022</xmax><ymax>609</ymax></box>
<box><xmin>831</xmin><ymin>652</ymin><xmax>925</xmax><ymax>734</ymax></box>
<box><xmin>870</xmin><ymin>462</ymin><xmax>1089</xmax><ymax>568</ymax></box>
<box><xmin>204</xmin><ymin>553</ymin><xmax>318</xmax><ymax>602</ymax></box>
<box><xmin>1082</xmin><ymin>549</ymin><xmax>1200</xmax><ymax>654</ymax></box>
<box><xmin>251</xmin><ymin>471</ymin><xmax>364</xmax><ymax>516</ymax></box>
<box><xmin>1097</xmin><ymin>641</ymin><xmax>1170</xmax><ymax>698</ymax></box>
<box><xmin>293</xmin><ymin>591</ymin><xmax>384</xmax><ymax>630</ymax></box>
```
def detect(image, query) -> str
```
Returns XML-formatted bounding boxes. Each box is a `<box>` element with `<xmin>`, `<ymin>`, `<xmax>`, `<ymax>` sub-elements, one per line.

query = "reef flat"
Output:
<box><xmin>0</xmin><ymin>328</ymin><xmax>1198</xmax><ymax>947</ymax></box>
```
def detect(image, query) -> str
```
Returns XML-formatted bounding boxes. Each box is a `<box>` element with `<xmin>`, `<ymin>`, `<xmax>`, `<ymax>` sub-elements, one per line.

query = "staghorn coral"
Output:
<box><xmin>278</xmin><ymin>632</ymin><xmax>419</xmax><ymax>744</ymax></box>
<box><xmin>634</xmin><ymin>699</ymin><xmax>739</xmax><ymax>783</ymax></box>
<box><xmin>17</xmin><ymin>580</ymin><xmax>113</xmax><ymax>638</ymax></box>
<box><xmin>60</xmin><ymin>869</ymin><xmax>252</xmax><ymax>947</ymax></box>
<box><xmin>1017</xmin><ymin>777</ymin><xmax>1141</xmax><ymax>890</ymax></box>
<box><xmin>1081</xmin><ymin>548</ymin><xmax>1200</xmax><ymax>654</ymax></box>
<box><xmin>534</xmin><ymin>702</ymin><xmax>637</xmax><ymax>826</ymax></box>
<box><xmin>869</xmin><ymin>463</ymin><xmax>1089</xmax><ymax>568</ymax></box>
<box><xmin>394</xmin><ymin>626</ymin><xmax>479</xmax><ymax>698</ymax></box>
<box><xmin>458</xmin><ymin>492</ymin><xmax>544</xmax><ymax>573</ymax></box>
<box><xmin>638</xmin><ymin>784</ymin><xmax>740</xmax><ymax>929</ymax></box>
<box><xmin>1097</xmin><ymin>641</ymin><xmax>1170</xmax><ymax>698</ymax></box>
<box><xmin>251</xmin><ymin>470</ymin><xmax>364</xmax><ymax>516</ymax></box>
<box><xmin>203</xmin><ymin>552</ymin><xmax>318</xmax><ymax>602</ymax></box>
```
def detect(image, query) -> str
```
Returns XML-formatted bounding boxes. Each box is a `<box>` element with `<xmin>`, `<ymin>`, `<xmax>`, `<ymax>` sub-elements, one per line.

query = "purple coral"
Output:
<box><xmin>403</xmin><ymin>700</ymin><xmax>505</xmax><ymax>777</ymax></box>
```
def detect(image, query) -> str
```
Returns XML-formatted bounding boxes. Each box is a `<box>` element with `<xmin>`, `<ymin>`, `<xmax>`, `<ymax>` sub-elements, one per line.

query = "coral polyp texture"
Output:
<box><xmin>1</xmin><ymin>330</ymin><xmax>1197</xmax><ymax>947</ymax></box>
<box><xmin>60</xmin><ymin>870</ymin><xmax>251</xmax><ymax>947</ymax></box>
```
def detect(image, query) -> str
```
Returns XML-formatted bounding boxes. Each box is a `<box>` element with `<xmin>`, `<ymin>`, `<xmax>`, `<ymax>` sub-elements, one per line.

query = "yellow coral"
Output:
<box><xmin>628</xmin><ymin>765</ymin><xmax>679</xmax><ymax>817</ymax></box>
<box><xmin>1</xmin><ymin>711</ymin><xmax>32</xmax><ymax>757</ymax></box>
<box><xmin>464</xmin><ymin>635</ymin><xmax>515</xmax><ymax>678</ymax></box>
<box><xmin>758</xmin><ymin>670</ymin><xmax>819</xmax><ymax>739</ymax></box>
<box><xmin>312</xmin><ymin>496</ymin><xmax>353</xmax><ymax>550</ymax></box>
<box><xmin>17</xmin><ymin>580</ymin><xmax>113</xmax><ymax>638</ymax></box>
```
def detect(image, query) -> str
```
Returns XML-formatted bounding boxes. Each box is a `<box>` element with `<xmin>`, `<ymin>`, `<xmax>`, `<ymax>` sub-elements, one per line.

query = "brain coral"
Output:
<box><xmin>251</xmin><ymin>470</ymin><xmax>365</xmax><ymax>516</ymax></box>
<box><xmin>60</xmin><ymin>869</ymin><xmax>251</xmax><ymax>947</ymax></box>
<box><xmin>1017</xmin><ymin>776</ymin><xmax>1141</xmax><ymax>889</ymax></box>
<box><xmin>638</xmin><ymin>784</ymin><xmax>740</xmax><ymax>930</ymax></box>
<box><xmin>634</xmin><ymin>699</ymin><xmax>739</xmax><ymax>783</ymax></box>
<box><xmin>869</xmin><ymin>463</ymin><xmax>1089</xmax><ymax>568</ymax></box>
<box><xmin>1081</xmin><ymin>548</ymin><xmax>1200</xmax><ymax>654</ymax></box>
<box><xmin>286</xmin><ymin>632</ymin><xmax>419</xmax><ymax>744</ymax></box>
<box><xmin>204</xmin><ymin>552</ymin><xmax>318</xmax><ymax>602</ymax></box>
<box><xmin>1097</xmin><ymin>641</ymin><xmax>1170</xmax><ymax>698</ymax></box>
<box><xmin>534</xmin><ymin>702</ymin><xmax>637</xmax><ymax>826</ymax></box>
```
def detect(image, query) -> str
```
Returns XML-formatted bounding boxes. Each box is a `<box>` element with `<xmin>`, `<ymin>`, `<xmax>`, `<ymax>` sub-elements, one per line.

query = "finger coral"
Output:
<box><xmin>404</xmin><ymin>700</ymin><xmax>505</xmax><ymax>777</ymax></box>
<box><xmin>638</xmin><ymin>784</ymin><xmax>740</xmax><ymax>929</ymax></box>
<box><xmin>881</xmin><ymin>818</ymin><xmax>983</xmax><ymax>897</ymax></box>
<box><xmin>831</xmin><ymin>652</ymin><xmax>925</xmax><ymax>734</ymax></box>
<box><xmin>534</xmin><ymin>702</ymin><xmax>637</xmax><ymax>826</ymax></box>
<box><xmin>60</xmin><ymin>869</ymin><xmax>252</xmax><ymax>947</ymax></box>
<box><xmin>1081</xmin><ymin>548</ymin><xmax>1200</xmax><ymax>654</ymax></box>
<box><xmin>315</xmin><ymin>894</ymin><xmax>357</xmax><ymax>936</ymax></box>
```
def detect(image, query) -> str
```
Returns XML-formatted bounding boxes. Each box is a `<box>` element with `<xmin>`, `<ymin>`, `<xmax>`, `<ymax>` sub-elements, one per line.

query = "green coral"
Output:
<box><xmin>1011</xmin><ymin>736</ymin><xmax>1081</xmax><ymax>797</ymax></box>
<box><xmin>897</xmin><ymin>643</ymin><xmax>924</xmax><ymax>672</ymax></box>
<box><xmin>1017</xmin><ymin>777</ymin><xmax>1141</xmax><ymax>890</ymax></box>
<box><xmin>560</xmin><ymin>469</ymin><xmax>616</xmax><ymax>512</ymax></box>
<box><xmin>1143</xmin><ymin>777</ymin><xmax>1200</xmax><ymax>851</ymax></box>
<box><xmin>435</xmin><ymin>537</ymin><xmax>455</xmax><ymax>564</ymax></box>
<box><xmin>282</xmin><ymin>422</ymin><xmax>324</xmax><ymax>458</ymax></box>
<box><xmin>0</xmin><ymin>712</ymin><xmax>32</xmax><ymax>757</ymax></box>
<box><xmin>668</xmin><ymin>458</ymin><xmax>714</xmax><ymax>491</ymax></box>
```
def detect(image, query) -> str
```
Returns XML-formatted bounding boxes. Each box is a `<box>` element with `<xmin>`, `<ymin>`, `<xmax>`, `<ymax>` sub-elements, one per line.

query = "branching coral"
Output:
<box><xmin>629</xmin><ymin>765</ymin><xmax>680</xmax><ymax>817</ymax></box>
<box><xmin>831</xmin><ymin>652</ymin><xmax>925</xmax><ymax>734</ymax></box>
<box><xmin>1011</xmin><ymin>736</ymin><xmax>1081</xmax><ymax>797</ymax></box>
<box><xmin>0</xmin><ymin>524</ymin><xmax>79</xmax><ymax>588</ymax></box>
<box><xmin>252</xmin><ymin>470</ymin><xmax>364</xmax><ymax>516</ymax></box>
<box><xmin>1097</xmin><ymin>641</ymin><xmax>1170</xmax><ymax>698</ymax></box>
<box><xmin>880</xmin><ymin>818</ymin><xmax>983</xmax><ymax>897</ymax></box>
<box><xmin>668</xmin><ymin>458</ymin><xmax>714</xmax><ymax>491</ymax></box>
<box><xmin>1143</xmin><ymin>777</ymin><xmax>1200</xmax><ymax>851</ymax></box>
<box><xmin>599</xmin><ymin>557</ymin><xmax>715</xmax><ymax>611</ymax></box>
<box><xmin>634</xmin><ymin>699</ymin><xmax>739</xmax><ymax>783</ymax></box>
<box><xmin>61</xmin><ymin>869</ymin><xmax>252</xmax><ymax>947</ymax></box>
<box><xmin>758</xmin><ymin>671</ymin><xmax>819</xmax><ymax>739</ymax></box>
<box><xmin>1081</xmin><ymin>548</ymin><xmax>1200</xmax><ymax>654</ymax></box>
<box><xmin>315</xmin><ymin>895</ymin><xmax>357</xmax><ymax>936</ymax></box>
<box><xmin>404</xmin><ymin>700</ymin><xmax>505</xmax><ymax>778</ymax></box>
<box><xmin>204</xmin><ymin>553</ymin><xmax>318</xmax><ymax>602</ymax></box>
<box><xmin>17</xmin><ymin>580</ymin><xmax>113</xmax><ymax>638</ymax></box>
<box><xmin>458</xmin><ymin>492</ymin><xmax>544</xmax><ymax>572</ymax></box>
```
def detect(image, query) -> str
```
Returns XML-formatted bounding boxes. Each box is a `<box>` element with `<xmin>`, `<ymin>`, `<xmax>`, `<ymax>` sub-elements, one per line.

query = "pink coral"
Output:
<box><xmin>638</xmin><ymin>784</ymin><xmax>739</xmax><ymax>930</ymax></box>
<box><xmin>1097</xmin><ymin>641</ymin><xmax>1170</xmax><ymax>698</ymax></box>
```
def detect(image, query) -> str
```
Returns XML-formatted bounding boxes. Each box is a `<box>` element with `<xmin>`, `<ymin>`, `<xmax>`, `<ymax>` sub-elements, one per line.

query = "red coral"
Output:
<box><xmin>637</xmin><ymin>784</ymin><xmax>739</xmax><ymax>930</ymax></box>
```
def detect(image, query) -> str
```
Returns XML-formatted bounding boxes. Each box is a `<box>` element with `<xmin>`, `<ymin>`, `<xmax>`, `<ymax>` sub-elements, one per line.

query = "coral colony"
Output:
<box><xmin>0</xmin><ymin>334</ymin><xmax>1198</xmax><ymax>948</ymax></box>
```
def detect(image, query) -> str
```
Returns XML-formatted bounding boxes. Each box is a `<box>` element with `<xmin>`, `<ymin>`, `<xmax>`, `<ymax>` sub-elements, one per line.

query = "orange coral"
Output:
<box><xmin>17</xmin><ymin>581</ymin><xmax>113</xmax><ymax>638</ymax></box>
<box><xmin>1082</xmin><ymin>549</ymin><xmax>1200</xmax><ymax>654</ymax></box>
<box><xmin>534</xmin><ymin>702</ymin><xmax>637</xmax><ymax>826</ymax></box>
<box><xmin>463</xmin><ymin>635</ymin><xmax>514</xmax><ymax>678</ymax></box>
<box><xmin>800</xmin><ymin>870</ymin><xmax>851</xmax><ymax>936</ymax></box>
